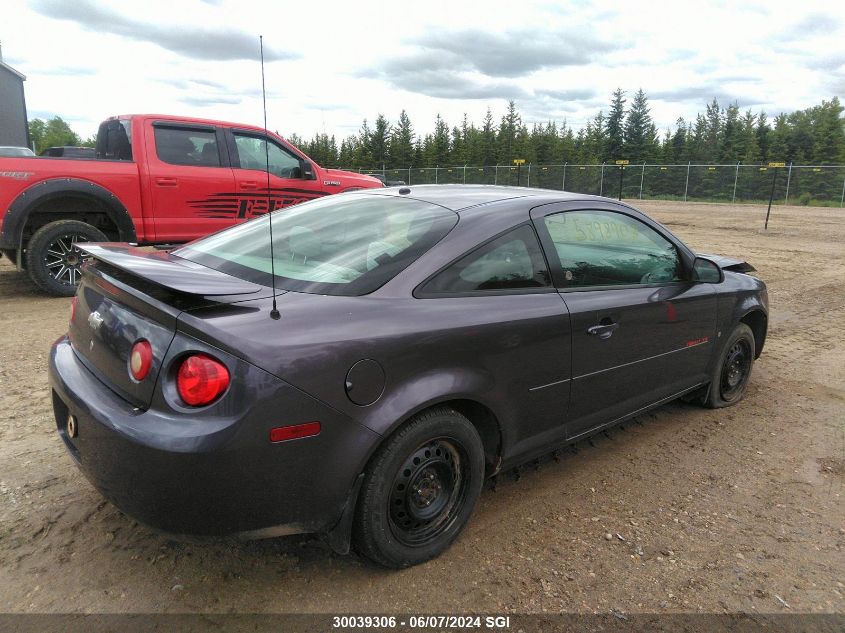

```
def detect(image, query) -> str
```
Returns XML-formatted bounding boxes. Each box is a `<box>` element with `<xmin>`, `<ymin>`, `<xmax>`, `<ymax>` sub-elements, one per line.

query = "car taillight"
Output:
<box><xmin>70</xmin><ymin>296</ymin><xmax>78</xmax><ymax>323</ymax></box>
<box><xmin>129</xmin><ymin>340</ymin><xmax>153</xmax><ymax>381</ymax></box>
<box><xmin>176</xmin><ymin>354</ymin><xmax>230</xmax><ymax>406</ymax></box>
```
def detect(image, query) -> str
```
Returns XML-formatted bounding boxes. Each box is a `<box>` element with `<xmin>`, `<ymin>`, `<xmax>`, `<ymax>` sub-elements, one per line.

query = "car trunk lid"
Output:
<box><xmin>68</xmin><ymin>244</ymin><xmax>268</xmax><ymax>409</ymax></box>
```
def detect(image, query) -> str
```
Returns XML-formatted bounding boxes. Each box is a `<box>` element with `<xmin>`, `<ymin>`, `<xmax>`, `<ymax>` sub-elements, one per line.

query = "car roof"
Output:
<box><xmin>353</xmin><ymin>184</ymin><xmax>608</xmax><ymax>212</ymax></box>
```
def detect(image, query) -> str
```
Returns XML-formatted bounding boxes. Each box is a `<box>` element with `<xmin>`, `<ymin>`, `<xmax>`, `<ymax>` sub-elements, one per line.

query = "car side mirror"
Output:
<box><xmin>693</xmin><ymin>256</ymin><xmax>723</xmax><ymax>283</ymax></box>
<box><xmin>300</xmin><ymin>160</ymin><xmax>315</xmax><ymax>180</ymax></box>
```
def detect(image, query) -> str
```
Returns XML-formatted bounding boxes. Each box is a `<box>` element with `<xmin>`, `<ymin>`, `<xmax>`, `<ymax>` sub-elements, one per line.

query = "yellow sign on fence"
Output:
<box><xmin>615</xmin><ymin>160</ymin><xmax>629</xmax><ymax>165</ymax></box>
<box><xmin>768</xmin><ymin>162</ymin><xmax>786</xmax><ymax>168</ymax></box>
<box><xmin>513</xmin><ymin>159</ymin><xmax>526</xmax><ymax>165</ymax></box>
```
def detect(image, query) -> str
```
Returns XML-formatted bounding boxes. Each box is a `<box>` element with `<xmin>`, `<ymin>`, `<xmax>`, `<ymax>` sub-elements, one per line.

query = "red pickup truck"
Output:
<box><xmin>0</xmin><ymin>114</ymin><xmax>382</xmax><ymax>296</ymax></box>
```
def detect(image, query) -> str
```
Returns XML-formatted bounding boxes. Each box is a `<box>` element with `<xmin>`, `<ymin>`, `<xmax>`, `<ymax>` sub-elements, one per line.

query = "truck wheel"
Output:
<box><xmin>26</xmin><ymin>220</ymin><xmax>107</xmax><ymax>296</ymax></box>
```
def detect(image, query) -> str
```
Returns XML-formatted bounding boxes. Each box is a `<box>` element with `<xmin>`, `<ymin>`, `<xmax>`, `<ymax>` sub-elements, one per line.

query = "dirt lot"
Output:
<box><xmin>0</xmin><ymin>200</ymin><xmax>842</xmax><ymax>615</ymax></box>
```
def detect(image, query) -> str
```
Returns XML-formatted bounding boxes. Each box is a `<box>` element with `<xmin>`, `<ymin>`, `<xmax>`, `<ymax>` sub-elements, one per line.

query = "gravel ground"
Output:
<box><xmin>0</xmin><ymin>200</ymin><xmax>842</xmax><ymax>615</ymax></box>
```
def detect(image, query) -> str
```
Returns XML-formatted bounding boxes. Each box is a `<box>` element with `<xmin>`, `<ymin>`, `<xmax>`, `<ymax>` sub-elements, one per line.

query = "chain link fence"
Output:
<box><xmin>349</xmin><ymin>164</ymin><xmax>845</xmax><ymax>207</ymax></box>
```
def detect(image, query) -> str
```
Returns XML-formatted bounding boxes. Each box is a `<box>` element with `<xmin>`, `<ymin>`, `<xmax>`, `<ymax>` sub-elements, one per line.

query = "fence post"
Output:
<box><xmin>562</xmin><ymin>162</ymin><xmax>567</xmax><ymax>191</ymax></box>
<box><xmin>408</xmin><ymin>167</ymin><xmax>411</xmax><ymax>185</ymax></box>
<box><xmin>463</xmin><ymin>165</ymin><xmax>467</xmax><ymax>184</ymax></box>
<box><xmin>840</xmin><ymin>173</ymin><xmax>845</xmax><ymax>208</ymax></box>
<box><xmin>639</xmin><ymin>163</ymin><xmax>645</xmax><ymax>199</ymax></box>
<box><xmin>527</xmin><ymin>163</ymin><xmax>531</xmax><ymax>188</ymax></box>
<box><xmin>683</xmin><ymin>161</ymin><xmax>691</xmax><ymax>202</ymax></box>
<box><xmin>732</xmin><ymin>162</ymin><xmax>739</xmax><ymax>203</ymax></box>
<box><xmin>494</xmin><ymin>164</ymin><xmax>498</xmax><ymax>185</ymax></box>
<box><xmin>435</xmin><ymin>166</ymin><xmax>439</xmax><ymax>184</ymax></box>
<box><xmin>784</xmin><ymin>162</ymin><xmax>793</xmax><ymax>205</ymax></box>
<box><xmin>600</xmin><ymin>163</ymin><xmax>605</xmax><ymax>196</ymax></box>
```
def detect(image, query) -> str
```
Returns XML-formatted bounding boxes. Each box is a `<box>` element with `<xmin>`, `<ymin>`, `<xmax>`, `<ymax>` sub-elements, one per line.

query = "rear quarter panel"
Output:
<box><xmin>0</xmin><ymin>156</ymin><xmax>144</xmax><ymax>241</ymax></box>
<box><xmin>177</xmin><ymin>291</ymin><xmax>572</xmax><ymax>464</ymax></box>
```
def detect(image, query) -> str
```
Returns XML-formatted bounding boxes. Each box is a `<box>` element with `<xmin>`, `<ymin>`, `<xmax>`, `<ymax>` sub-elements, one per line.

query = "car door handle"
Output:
<box><xmin>239</xmin><ymin>181</ymin><xmax>259</xmax><ymax>190</ymax></box>
<box><xmin>155</xmin><ymin>177</ymin><xmax>178</xmax><ymax>187</ymax></box>
<box><xmin>587</xmin><ymin>322</ymin><xmax>619</xmax><ymax>340</ymax></box>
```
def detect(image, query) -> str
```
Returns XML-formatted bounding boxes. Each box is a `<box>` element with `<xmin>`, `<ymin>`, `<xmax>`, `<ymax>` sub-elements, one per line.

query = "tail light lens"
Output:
<box><xmin>176</xmin><ymin>354</ymin><xmax>230</xmax><ymax>406</ymax></box>
<box><xmin>129</xmin><ymin>340</ymin><xmax>153</xmax><ymax>381</ymax></box>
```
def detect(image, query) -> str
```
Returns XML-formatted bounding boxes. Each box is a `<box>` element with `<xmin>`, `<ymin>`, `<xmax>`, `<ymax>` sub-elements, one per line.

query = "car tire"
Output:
<box><xmin>352</xmin><ymin>406</ymin><xmax>485</xmax><ymax>568</ymax></box>
<box><xmin>26</xmin><ymin>220</ymin><xmax>107</xmax><ymax>297</ymax></box>
<box><xmin>705</xmin><ymin>323</ymin><xmax>756</xmax><ymax>408</ymax></box>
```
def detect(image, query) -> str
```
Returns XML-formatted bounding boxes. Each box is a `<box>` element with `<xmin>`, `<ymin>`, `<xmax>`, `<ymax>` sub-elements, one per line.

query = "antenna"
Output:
<box><xmin>260</xmin><ymin>35</ymin><xmax>281</xmax><ymax>320</ymax></box>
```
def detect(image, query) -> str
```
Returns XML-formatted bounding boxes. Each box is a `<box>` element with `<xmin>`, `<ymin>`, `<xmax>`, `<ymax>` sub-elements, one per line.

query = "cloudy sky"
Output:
<box><xmin>2</xmin><ymin>0</ymin><xmax>844</xmax><ymax>144</ymax></box>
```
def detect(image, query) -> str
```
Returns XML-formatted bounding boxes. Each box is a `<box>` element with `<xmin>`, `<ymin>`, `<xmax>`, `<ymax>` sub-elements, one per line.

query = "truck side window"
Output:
<box><xmin>233</xmin><ymin>133</ymin><xmax>302</xmax><ymax>179</ymax></box>
<box><xmin>154</xmin><ymin>127</ymin><xmax>220</xmax><ymax>167</ymax></box>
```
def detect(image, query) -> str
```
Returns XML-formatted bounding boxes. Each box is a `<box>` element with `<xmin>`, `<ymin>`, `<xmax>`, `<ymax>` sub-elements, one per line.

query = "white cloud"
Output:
<box><xmin>2</xmin><ymin>0</ymin><xmax>843</xmax><ymax>146</ymax></box>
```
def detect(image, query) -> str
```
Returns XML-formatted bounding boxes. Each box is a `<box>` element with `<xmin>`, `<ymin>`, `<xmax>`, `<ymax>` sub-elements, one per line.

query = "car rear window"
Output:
<box><xmin>175</xmin><ymin>194</ymin><xmax>458</xmax><ymax>296</ymax></box>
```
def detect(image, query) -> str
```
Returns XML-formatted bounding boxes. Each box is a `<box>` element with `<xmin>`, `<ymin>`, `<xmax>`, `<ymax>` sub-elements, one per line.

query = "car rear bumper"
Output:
<box><xmin>48</xmin><ymin>335</ymin><xmax>380</xmax><ymax>537</ymax></box>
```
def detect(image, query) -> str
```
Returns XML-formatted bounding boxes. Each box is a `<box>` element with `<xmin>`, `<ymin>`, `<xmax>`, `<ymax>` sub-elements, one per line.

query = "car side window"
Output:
<box><xmin>543</xmin><ymin>210</ymin><xmax>682</xmax><ymax>288</ymax></box>
<box><xmin>154</xmin><ymin>127</ymin><xmax>220</xmax><ymax>166</ymax></box>
<box><xmin>233</xmin><ymin>133</ymin><xmax>301</xmax><ymax>178</ymax></box>
<box><xmin>420</xmin><ymin>225</ymin><xmax>550</xmax><ymax>295</ymax></box>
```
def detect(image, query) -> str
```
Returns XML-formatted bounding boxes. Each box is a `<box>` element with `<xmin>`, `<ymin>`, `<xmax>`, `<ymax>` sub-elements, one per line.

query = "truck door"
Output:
<box><xmin>226</xmin><ymin>129</ymin><xmax>326</xmax><ymax>221</ymax></box>
<box><xmin>146</xmin><ymin>122</ymin><xmax>236</xmax><ymax>242</ymax></box>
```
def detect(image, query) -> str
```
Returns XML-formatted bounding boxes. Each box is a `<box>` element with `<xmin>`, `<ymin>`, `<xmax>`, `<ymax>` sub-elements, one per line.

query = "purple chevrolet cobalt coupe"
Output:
<box><xmin>49</xmin><ymin>185</ymin><xmax>768</xmax><ymax>567</ymax></box>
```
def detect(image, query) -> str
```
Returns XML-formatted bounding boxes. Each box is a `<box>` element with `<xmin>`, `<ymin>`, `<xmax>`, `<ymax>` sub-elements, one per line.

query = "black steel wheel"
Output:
<box><xmin>388</xmin><ymin>438</ymin><xmax>468</xmax><ymax>547</ymax></box>
<box><xmin>720</xmin><ymin>339</ymin><xmax>752</xmax><ymax>400</ymax></box>
<box><xmin>353</xmin><ymin>407</ymin><xmax>485</xmax><ymax>568</ymax></box>
<box><xmin>26</xmin><ymin>220</ymin><xmax>107</xmax><ymax>296</ymax></box>
<box><xmin>706</xmin><ymin>323</ymin><xmax>756</xmax><ymax>408</ymax></box>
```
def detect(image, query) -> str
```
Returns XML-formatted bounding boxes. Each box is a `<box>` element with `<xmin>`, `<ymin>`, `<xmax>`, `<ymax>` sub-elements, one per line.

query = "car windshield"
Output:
<box><xmin>175</xmin><ymin>194</ymin><xmax>458</xmax><ymax>296</ymax></box>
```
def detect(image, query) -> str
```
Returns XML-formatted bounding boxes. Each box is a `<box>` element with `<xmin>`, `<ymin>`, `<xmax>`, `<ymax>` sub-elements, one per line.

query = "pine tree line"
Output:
<box><xmin>286</xmin><ymin>91</ymin><xmax>845</xmax><ymax>169</ymax></box>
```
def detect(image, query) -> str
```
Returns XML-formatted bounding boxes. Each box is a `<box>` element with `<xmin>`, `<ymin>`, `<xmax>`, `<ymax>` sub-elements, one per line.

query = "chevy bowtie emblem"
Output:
<box><xmin>88</xmin><ymin>311</ymin><xmax>104</xmax><ymax>331</ymax></box>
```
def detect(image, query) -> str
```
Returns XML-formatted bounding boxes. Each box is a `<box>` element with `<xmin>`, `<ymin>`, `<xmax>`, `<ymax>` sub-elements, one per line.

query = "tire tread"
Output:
<box><xmin>352</xmin><ymin>406</ymin><xmax>482</xmax><ymax>568</ymax></box>
<box><xmin>25</xmin><ymin>220</ymin><xmax>106</xmax><ymax>296</ymax></box>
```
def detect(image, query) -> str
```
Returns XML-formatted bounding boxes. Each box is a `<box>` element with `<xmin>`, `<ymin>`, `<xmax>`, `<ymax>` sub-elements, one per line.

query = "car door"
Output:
<box><xmin>531</xmin><ymin>201</ymin><xmax>717</xmax><ymax>440</ymax></box>
<box><xmin>227</xmin><ymin>130</ymin><xmax>325</xmax><ymax>220</ymax></box>
<box><xmin>416</xmin><ymin>223</ymin><xmax>572</xmax><ymax>459</ymax></box>
<box><xmin>146</xmin><ymin>122</ymin><xmax>236</xmax><ymax>242</ymax></box>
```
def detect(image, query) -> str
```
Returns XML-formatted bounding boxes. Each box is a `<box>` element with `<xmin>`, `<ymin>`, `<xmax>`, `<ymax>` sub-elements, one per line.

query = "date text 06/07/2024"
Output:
<box><xmin>331</xmin><ymin>615</ymin><xmax>512</xmax><ymax>629</ymax></box>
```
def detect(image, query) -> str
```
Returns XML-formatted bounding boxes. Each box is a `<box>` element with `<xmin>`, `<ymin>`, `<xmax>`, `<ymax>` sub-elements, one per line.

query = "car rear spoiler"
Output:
<box><xmin>697</xmin><ymin>253</ymin><xmax>756</xmax><ymax>274</ymax></box>
<box><xmin>79</xmin><ymin>243</ymin><xmax>264</xmax><ymax>296</ymax></box>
